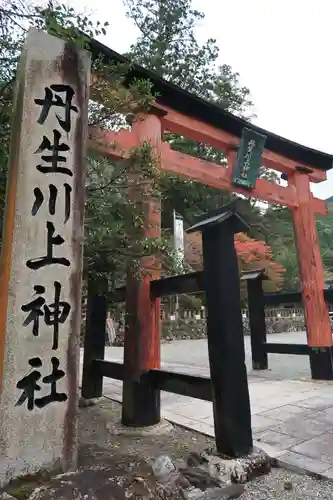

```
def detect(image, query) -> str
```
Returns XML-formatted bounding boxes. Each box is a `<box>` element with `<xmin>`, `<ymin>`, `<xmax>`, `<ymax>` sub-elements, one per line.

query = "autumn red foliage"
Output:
<box><xmin>185</xmin><ymin>231</ymin><xmax>285</xmax><ymax>292</ymax></box>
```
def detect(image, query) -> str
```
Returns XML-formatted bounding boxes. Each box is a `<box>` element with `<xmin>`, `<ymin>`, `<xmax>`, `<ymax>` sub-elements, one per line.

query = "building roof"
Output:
<box><xmin>88</xmin><ymin>37</ymin><xmax>333</xmax><ymax>171</ymax></box>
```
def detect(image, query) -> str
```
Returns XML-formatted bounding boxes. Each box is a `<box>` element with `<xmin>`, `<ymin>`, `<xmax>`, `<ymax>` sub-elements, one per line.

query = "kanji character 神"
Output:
<box><xmin>21</xmin><ymin>281</ymin><xmax>71</xmax><ymax>350</ymax></box>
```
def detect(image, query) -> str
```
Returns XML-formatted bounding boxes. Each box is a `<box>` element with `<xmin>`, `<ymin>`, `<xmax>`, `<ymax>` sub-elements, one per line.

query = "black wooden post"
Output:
<box><xmin>187</xmin><ymin>202</ymin><xmax>253</xmax><ymax>457</ymax></box>
<box><xmin>241</xmin><ymin>270</ymin><xmax>268</xmax><ymax>370</ymax></box>
<box><xmin>81</xmin><ymin>282</ymin><xmax>108</xmax><ymax>399</ymax></box>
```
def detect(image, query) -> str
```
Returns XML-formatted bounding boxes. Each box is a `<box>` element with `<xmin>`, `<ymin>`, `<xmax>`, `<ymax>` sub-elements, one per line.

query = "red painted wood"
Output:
<box><xmin>155</xmin><ymin>104</ymin><xmax>326</xmax><ymax>183</ymax></box>
<box><xmin>89</xmin><ymin>119</ymin><xmax>331</xmax><ymax>352</ymax></box>
<box><xmin>290</xmin><ymin>171</ymin><xmax>332</xmax><ymax>347</ymax></box>
<box><xmin>90</xmin><ymin>128</ymin><xmax>327</xmax><ymax>216</ymax></box>
<box><xmin>88</xmin><ymin>127</ymin><xmax>137</xmax><ymax>158</ymax></box>
<box><xmin>123</xmin><ymin>114</ymin><xmax>161</xmax><ymax>375</ymax></box>
<box><xmin>160</xmin><ymin>143</ymin><xmax>328</xmax><ymax>216</ymax></box>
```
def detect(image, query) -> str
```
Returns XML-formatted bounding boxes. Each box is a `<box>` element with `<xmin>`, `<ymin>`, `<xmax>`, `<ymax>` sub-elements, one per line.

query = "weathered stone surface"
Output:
<box><xmin>186</xmin><ymin>452</ymin><xmax>209</xmax><ymax>467</ymax></box>
<box><xmin>179</xmin><ymin>466</ymin><xmax>222</xmax><ymax>489</ymax></box>
<box><xmin>152</xmin><ymin>455</ymin><xmax>176</xmax><ymax>479</ymax></box>
<box><xmin>148</xmin><ymin>442</ymin><xmax>269</xmax><ymax>497</ymax></box>
<box><xmin>24</xmin><ymin>453</ymin><xmax>246</xmax><ymax>500</ymax></box>
<box><xmin>79</xmin><ymin>397</ymin><xmax>104</xmax><ymax>408</ymax></box>
<box><xmin>0</xmin><ymin>493</ymin><xmax>17</xmax><ymax>500</ymax></box>
<box><xmin>199</xmin><ymin>448</ymin><xmax>270</xmax><ymax>484</ymax></box>
<box><xmin>0</xmin><ymin>27</ymin><xmax>90</xmax><ymax>486</ymax></box>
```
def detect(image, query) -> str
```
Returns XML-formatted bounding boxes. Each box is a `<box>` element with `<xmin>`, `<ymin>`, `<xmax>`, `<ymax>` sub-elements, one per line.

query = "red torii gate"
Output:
<box><xmin>88</xmin><ymin>38</ymin><xmax>333</xmax><ymax>380</ymax></box>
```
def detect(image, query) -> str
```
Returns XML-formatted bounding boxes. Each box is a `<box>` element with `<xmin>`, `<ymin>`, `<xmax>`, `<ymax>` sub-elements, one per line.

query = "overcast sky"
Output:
<box><xmin>65</xmin><ymin>0</ymin><xmax>333</xmax><ymax>199</ymax></box>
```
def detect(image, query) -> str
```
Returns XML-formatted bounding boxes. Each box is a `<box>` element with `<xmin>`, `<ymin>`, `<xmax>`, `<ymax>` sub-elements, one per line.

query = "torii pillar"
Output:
<box><xmin>122</xmin><ymin>112</ymin><xmax>162</xmax><ymax>426</ymax></box>
<box><xmin>290</xmin><ymin>167</ymin><xmax>333</xmax><ymax>379</ymax></box>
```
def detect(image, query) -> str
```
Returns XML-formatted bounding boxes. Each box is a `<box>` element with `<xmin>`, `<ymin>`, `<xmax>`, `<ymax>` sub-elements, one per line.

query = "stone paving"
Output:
<box><xmin>80</xmin><ymin>332</ymin><xmax>333</xmax><ymax>478</ymax></box>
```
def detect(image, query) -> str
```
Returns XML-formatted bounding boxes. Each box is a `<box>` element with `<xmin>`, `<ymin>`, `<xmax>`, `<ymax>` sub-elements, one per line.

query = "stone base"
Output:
<box><xmin>79</xmin><ymin>397</ymin><xmax>104</xmax><ymax>408</ymax></box>
<box><xmin>106</xmin><ymin>419</ymin><xmax>174</xmax><ymax>437</ymax></box>
<box><xmin>199</xmin><ymin>447</ymin><xmax>271</xmax><ymax>484</ymax></box>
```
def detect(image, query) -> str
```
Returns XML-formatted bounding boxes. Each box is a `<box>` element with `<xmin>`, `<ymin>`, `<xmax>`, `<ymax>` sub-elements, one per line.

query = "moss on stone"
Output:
<box><xmin>4</xmin><ymin>470</ymin><xmax>52</xmax><ymax>500</ymax></box>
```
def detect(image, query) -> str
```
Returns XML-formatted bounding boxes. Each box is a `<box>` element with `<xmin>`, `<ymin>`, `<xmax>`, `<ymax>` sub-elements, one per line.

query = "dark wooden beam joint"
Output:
<box><xmin>295</xmin><ymin>165</ymin><xmax>314</xmax><ymax>175</ymax></box>
<box><xmin>227</xmin><ymin>143</ymin><xmax>240</xmax><ymax>153</ymax></box>
<box><xmin>94</xmin><ymin>359</ymin><xmax>125</xmax><ymax>380</ymax></box>
<box><xmin>264</xmin><ymin>291</ymin><xmax>302</xmax><ymax>306</ymax></box>
<box><xmin>150</xmin><ymin>271</ymin><xmax>204</xmax><ymax>298</ymax></box>
<box><xmin>265</xmin><ymin>289</ymin><xmax>331</xmax><ymax>306</ymax></box>
<box><xmin>264</xmin><ymin>343</ymin><xmax>309</xmax><ymax>355</ymax></box>
<box><xmin>149</xmin><ymin>370</ymin><xmax>212</xmax><ymax>401</ymax></box>
<box><xmin>149</xmin><ymin>105</ymin><xmax>168</xmax><ymax>118</ymax></box>
<box><xmin>95</xmin><ymin>361</ymin><xmax>212</xmax><ymax>401</ymax></box>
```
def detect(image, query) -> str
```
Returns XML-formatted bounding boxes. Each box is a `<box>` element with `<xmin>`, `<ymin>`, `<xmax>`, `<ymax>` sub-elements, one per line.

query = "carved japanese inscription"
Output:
<box><xmin>0</xmin><ymin>28</ymin><xmax>90</xmax><ymax>485</ymax></box>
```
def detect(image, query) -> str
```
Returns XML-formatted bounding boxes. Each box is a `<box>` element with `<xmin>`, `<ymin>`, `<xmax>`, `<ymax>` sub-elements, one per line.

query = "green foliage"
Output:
<box><xmin>262</xmin><ymin>205</ymin><xmax>333</xmax><ymax>291</ymax></box>
<box><xmin>317</xmin><ymin>205</ymin><xmax>333</xmax><ymax>278</ymax></box>
<box><xmin>124</xmin><ymin>0</ymin><xmax>254</xmax><ymax>115</ymax></box>
<box><xmin>0</xmin><ymin>0</ymin><xmax>163</xmax><ymax>287</ymax></box>
<box><xmin>1</xmin><ymin>0</ymin><xmax>300</xmax><ymax>294</ymax></box>
<box><xmin>0</xmin><ymin>0</ymin><xmax>110</xmax><ymax>211</ymax></box>
<box><xmin>124</xmin><ymin>0</ymin><xmax>219</xmax><ymax>96</ymax></box>
<box><xmin>85</xmin><ymin>141</ymin><xmax>176</xmax><ymax>286</ymax></box>
<box><xmin>264</xmin><ymin>207</ymin><xmax>300</xmax><ymax>291</ymax></box>
<box><xmin>0</xmin><ymin>0</ymin><xmax>259</xmax><ymax>290</ymax></box>
<box><xmin>125</xmin><ymin>0</ymin><xmax>258</xmax><ymax>231</ymax></box>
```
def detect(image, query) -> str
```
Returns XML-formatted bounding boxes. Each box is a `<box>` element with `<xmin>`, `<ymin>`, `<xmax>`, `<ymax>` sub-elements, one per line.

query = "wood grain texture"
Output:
<box><xmin>89</xmin><ymin>127</ymin><xmax>327</xmax><ymax>216</ymax></box>
<box><xmin>123</xmin><ymin>114</ymin><xmax>162</xmax><ymax>376</ymax></box>
<box><xmin>290</xmin><ymin>171</ymin><xmax>332</xmax><ymax>347</ymax></box>
<box><xmin>155</xmin><ymin>103</ymin><xmax>326</xmax><ymax>183</ymax></box>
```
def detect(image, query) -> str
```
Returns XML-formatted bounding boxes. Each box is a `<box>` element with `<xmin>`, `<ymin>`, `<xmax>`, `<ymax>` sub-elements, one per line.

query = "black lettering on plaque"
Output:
<box><xmin>15</xmin><ymin>357</ymin><xmax>67</xmax><ymax>410</ymax></box>
<box><xmin>26</xmin><ymin>221</ymin><xmax>70</xmax><ymax>270</ymax></box>
<box><xmin>34</xmin><ymin>85</ymin><xmax>78</xmax><ymax>133</ymax></box>
<box><xmin>32</xmin><ymin>184</ymin><xmax>72</xmax><ymax>223</ymax></box>
<box><xmin>35</xmin><ymin>130</ymin><xmax>72</xmax><ymax>177</ymax></box>
<box><xmin>21</xmin><ymin>281</ymin><xmax>71</xmax><ymax>350</ymax></box>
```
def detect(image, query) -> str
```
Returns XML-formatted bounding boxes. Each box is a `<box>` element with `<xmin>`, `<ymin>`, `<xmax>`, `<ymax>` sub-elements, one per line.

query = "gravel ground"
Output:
<box><xmin>243</xmin><ymin>468</ymin><xmax>333</xmax><ymax>499</ymax></box>
<box><xmin>79</xmin><ymin>399</ymin><xmax>333</xmax><ymax>500</ymax></box>
<box><xmin>3</xmin><ymin>398</ymin><xmax>333</xmax><ymax>499</ymax></box>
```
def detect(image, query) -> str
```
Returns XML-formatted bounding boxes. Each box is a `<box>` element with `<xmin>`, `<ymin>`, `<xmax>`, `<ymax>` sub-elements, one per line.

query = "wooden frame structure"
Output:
<box><xmin>88</xmin><ymin>37</ymin><xmax>333</xmax><ymax>380</ymax></box>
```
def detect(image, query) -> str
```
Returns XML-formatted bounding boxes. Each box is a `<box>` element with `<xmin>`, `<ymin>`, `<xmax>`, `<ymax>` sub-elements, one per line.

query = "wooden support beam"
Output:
<box><xmin>88</xmin><ymin>127</ymin><xmax>328</xmax><ymax>216</ymax></box>
<box><xmin>150</xmin><ymin>271</ymin><xmax>204</xmax><ymax>298</ymax></box>
<box><xmin>150</xmin><ymin>369</ymin><xmax>212</xmax><ymax>401</ymax></box>
<box><xmin>160</xmin><ymin>144</ymin><xmax>328</xmax><ymax>215</ymax></box>
<box><xmin>264</xmin><ymin>343</ymin><xmax>309</xmax><ymax>355</ymax></box>
<box><xmin>194</xmin><ymin>206</ymin><xmax>253</xmax><ymax>457</ymax></box>
<box><xmin>155</xmin><ymin>104</ymin><xmax>326</xmax><ymax>183</ymax></box>
<box><xmin>264</xmin><ymin>291</ymin><xmax>302</xmax><ymax>305</ymax></box>
<box><xmin>290</xmin><ymin>170</ymin><xmax>333</xmax><ymax>380</ymax></box>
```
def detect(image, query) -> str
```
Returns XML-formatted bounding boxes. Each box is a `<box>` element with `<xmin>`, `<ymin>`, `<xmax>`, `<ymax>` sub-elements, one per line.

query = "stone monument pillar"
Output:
<box><xmin>0</xmin><ymin>28</ymin><xmax>90</xmax><ymax>485</ymax></box>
